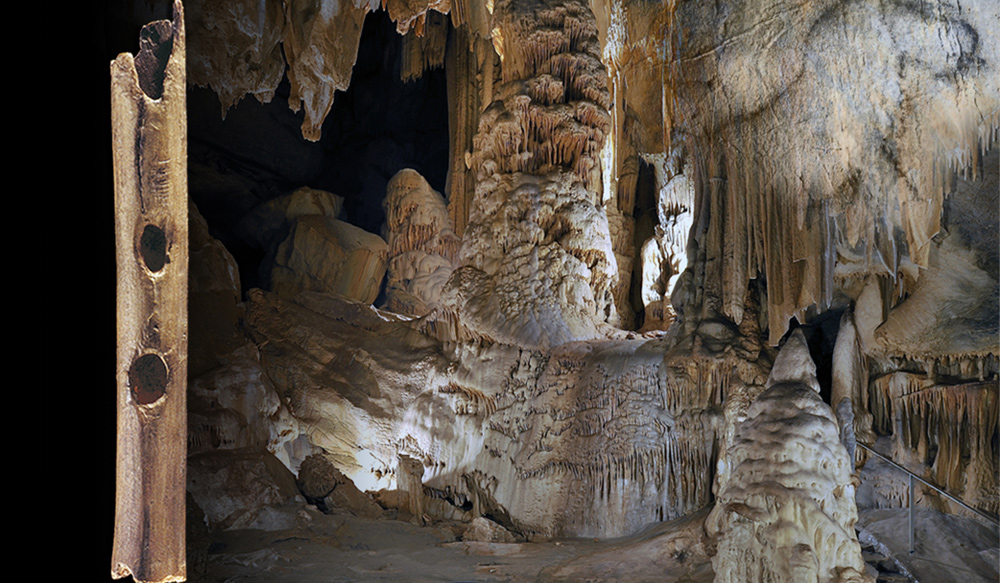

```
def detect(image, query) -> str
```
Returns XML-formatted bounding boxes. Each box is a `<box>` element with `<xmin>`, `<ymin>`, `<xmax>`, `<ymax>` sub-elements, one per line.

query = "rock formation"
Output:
<box><xmin>248</xmin><ymin>187</ymin><xmax>389</xmax><ymax>304</ymax></box>
<box><xmin>440</xmin><ymin>0</ymin><xmax>620</xmax><ymax>349</ymax></box>
<box><xmin>707</xmin><ymin>330</ymin><xmax>872</xmax><ymax>583</ymax></box>
<box><xmin>663</xmin><ymin>0</ymin><xmax>999</xmax><ymax>346</ymax></box>
<box><xmin>240</xmin><ymin>284</ymin><xmax>774</xmax><ymax>537</ymax></box>
<box><xmin>186</xmin><ymin>0</ymin><xmax>286</xmax><ymax>113</ymax></box>
<box><xmin>382</xmin><ymin>168</ymin><xmax>460</xmax><ymax>315</ymax></box>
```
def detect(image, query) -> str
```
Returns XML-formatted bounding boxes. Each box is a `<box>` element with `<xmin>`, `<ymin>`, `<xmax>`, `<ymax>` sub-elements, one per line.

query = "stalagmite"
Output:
<box><xmin>397</xmin><ymin>454</ymin><xmax>427</xmax><ymax>523</ymax></box>
<box><xmin>382</xmin><ymin>169</ymin><xmax>460</xmax><ymax>315</ymax></box>
<box><xmin>706</xmin><ymin>330</ymin><xmax>873</xmax><ymax>583</ymax></box>
<box><xmin>111</xmin><ymin>3</ymin><xmax>187</xmax><ymax>581</ymax></box>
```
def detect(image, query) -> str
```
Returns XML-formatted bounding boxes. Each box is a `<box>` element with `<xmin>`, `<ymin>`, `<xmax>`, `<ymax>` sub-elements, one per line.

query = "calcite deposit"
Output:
<box><xmin>242</xmin><ymin>285</ymin><xmax>775</xmax><ymax>537</ymax></box>
<box><xmin>442</xmin><ymin>0</ymin><xmax>620</xmax><ymax>349</ymax></box>
<box><xmin>382</xmin><ymin>168</ymin><xmax>460</xmax><ymax>315</ymax></box>
<box><xmin>707</xmin><ymin>330</ymin><xmax>872</xmax><ymax>583</ymax></box>
<box><xmin>663</xmin><ymin>0</ymin><xmax>1000</xmax><ymax>347</ymax></box>
<box><xmin>108</xmin><ymin>0</ymin><xmax>1000</xmax><ymax>580</ymax></box>
<box><xmin>250</xmin><ymin>187</ymin><xmax>389</xmax><ymax>304</ymax></box>
<box><xmin>186</xmin><ymin>0</ymin><xmax>286</xmax><ymax>113</ymax></box>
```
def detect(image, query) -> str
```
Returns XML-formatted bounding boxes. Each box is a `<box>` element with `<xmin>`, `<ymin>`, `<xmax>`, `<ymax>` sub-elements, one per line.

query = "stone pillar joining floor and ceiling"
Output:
<box><xmin>111</xmin><ymin>2</ymin><xmax>188</xmax><ymax>582</ymax></box>
<box><xmin>706</xmin><ymin>329</ymin><xmax>873</xmax><ymax>583</ymax></box>
<box><xmin>439</xmin><ymin>0</ymin><xmax>619</xmax><ymax>350</ymax></box>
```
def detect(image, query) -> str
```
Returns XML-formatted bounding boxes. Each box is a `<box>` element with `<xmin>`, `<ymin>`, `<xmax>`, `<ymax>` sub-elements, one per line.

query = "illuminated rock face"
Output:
<box><xmin>662</xmin><ymin>0</ymin><xmax>1000</xmax><ymax>346</ymax></box>
<box><xmin>382</xmin><ymin>169</ymin><xmax>460</xmax><ymax>316</ymax></box>
<box><xmin>707</xmin><ymin>330</ymin><xmax>872</xmax><ymax>583</ymax></box>
<box><xmin>850</xmin><ymin>148</ymin><xmax>999</xmax><ymax>516</ymax></box>
<box><xmin>443</xmin><ymin>0</ymin><xmax>619</xmax><ymax>350</ymax></box>
<box><xmin>243</xmin><ymin>286</ymin><xmax>775</xmax><ymax>537</ymax></box>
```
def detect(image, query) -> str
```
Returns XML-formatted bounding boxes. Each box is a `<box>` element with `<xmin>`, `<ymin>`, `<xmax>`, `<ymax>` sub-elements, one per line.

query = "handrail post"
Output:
<box><xmin>908</xmin><ymin>473</ymin><xmax>915</xmax><ymax>554</ymax></box>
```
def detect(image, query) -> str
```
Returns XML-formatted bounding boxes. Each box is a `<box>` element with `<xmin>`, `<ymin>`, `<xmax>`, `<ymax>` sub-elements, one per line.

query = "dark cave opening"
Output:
<box><xmin>314</xmin><ymin>9</ymin><xmax>451</xmax><ymax>235</ymax></box>
<box><xmin>784</xmin><ymin>309</ymin><xmax>845</xmax><ymax>405</ymax></box>
<box><xmin>630</xmin><ymin>159</ymin><xmax>660</xmax><ymax>330</ymax></box>
<box><xmin>186</xmin><ymin>9</ymin><xmax>451</xmax><ymax>297</ymax></box>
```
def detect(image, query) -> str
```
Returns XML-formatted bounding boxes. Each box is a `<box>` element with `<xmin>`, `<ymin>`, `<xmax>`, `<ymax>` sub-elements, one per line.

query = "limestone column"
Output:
<box><xmin>447</xmin><ymin>0</ymin><xmax>618</xmax><ymax>348</ymax></box>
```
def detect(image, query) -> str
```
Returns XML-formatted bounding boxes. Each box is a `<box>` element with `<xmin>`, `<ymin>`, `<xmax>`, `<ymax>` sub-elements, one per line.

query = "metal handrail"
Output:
<box><xmin>858</xmin><ymin>442</ymin><xmax>1000</xmax><ymax>553</ymax></box>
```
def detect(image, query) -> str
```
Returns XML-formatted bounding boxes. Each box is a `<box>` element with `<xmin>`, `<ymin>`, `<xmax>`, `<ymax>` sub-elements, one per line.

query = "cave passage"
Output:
<box><xmin>186</xmin><ymin>8</ymin><xmax>451</xmax><ymax>296</ymax></box>
<box><xmin>315</xmin><ymin>9</ymin><xmax>451</xmax><ymax>235</ymax></box>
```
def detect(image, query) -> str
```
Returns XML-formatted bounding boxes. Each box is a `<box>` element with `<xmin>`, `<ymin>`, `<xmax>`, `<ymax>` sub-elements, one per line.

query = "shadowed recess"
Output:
<box><xmin>129</xmin><ymin>353</ymin><xmax>168</xmax><ymax>405</ymax></box>
<box><xmin>134</xmin><ymin>19</ymin><xmax>173</xmax><ymax>100</ymax></box>
<box><xmin>139</xmin><ymin>223</ymin><xmax>168</xmax><ymax>272</ymax></box>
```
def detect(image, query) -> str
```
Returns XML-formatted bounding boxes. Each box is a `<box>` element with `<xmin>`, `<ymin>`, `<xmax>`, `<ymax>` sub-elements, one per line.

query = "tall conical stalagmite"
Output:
<box><xmin>707</xmin><ymin>330</ymin><xmax>873</xmax><ymax>583</ymax></box>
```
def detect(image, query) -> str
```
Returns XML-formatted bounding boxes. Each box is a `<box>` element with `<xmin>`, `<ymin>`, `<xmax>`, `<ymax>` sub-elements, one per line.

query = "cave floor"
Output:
<box><xmin>857</xmin><ymin>508</ymin><xmax>1000</xmax><ymax>583</ymax></box>
<box><xmin>195</xmin><ymin>498</ymin><xmax>1000</xmax><ymax>582</ymax></box>
<box><xmin>197</xmin><ymin>503</ymin><xmax>715</xmax><ymax>583</ymax></box>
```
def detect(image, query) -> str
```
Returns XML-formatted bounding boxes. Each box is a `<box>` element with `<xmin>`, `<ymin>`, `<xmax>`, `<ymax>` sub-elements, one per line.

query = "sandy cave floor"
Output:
<box><xmin>196</xmin><ymin>503</ymin><xmax>716</xmax><ymax>583</ymax></box>
<box><xmin>195</xmin><ymin>499</ymin><xmax>1000</xmax><ymax>583</ymax></box>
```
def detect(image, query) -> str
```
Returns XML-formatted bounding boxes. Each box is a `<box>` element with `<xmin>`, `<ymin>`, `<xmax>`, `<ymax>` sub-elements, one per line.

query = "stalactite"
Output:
<box><xmin>867</xmin><ymin>366</ymin><xmax>999</xmax><ymax>517</ymax></box>
<box><xmin>666</xmin><ymin>0</ymin><xmax>1000</xmax><ymax>346</ymax></box>
<box><xmin>655</xmin><ymin>1</ymin><xmax>678</xmax><ymax>158</ymax></box>
<box><xmin>898</xmin><ymin>381</ymin><xmax>999</xmax><ymax>514</ymax></box>
<box><xmin>186</xmin><ymin>0</ymin><xmax>286</xmax><ymax>114</ymax></box>
<box><xmin>400</xmin><ymin>10</ymin><xmax>449</xmax><ymax>82</ymax></box>
<box><xmin>282</xmin><ymin>0</ymin><xmax>369</xmax><ymax>141</ymax></box>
